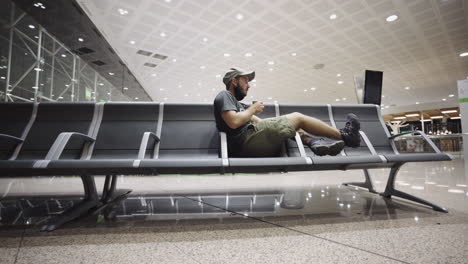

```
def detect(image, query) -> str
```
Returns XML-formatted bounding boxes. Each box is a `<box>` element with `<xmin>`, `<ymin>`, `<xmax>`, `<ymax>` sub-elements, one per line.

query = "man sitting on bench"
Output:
<box><xmin>213</xmin><ymin>67</ymin><xmax>361</xmax><ymax>157</ymax></box>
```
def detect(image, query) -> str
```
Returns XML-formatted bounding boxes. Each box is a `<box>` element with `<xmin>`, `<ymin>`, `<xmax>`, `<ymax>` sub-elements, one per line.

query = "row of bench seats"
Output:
<box><xmin>0</xmin><ymin>102</ymin><xmax>452</xmax><ymax>230</ymax></box>
<box><xmin>0</xmin><ymin>102</ymin><xmax>451</xmax><ymax>175</ymax></box>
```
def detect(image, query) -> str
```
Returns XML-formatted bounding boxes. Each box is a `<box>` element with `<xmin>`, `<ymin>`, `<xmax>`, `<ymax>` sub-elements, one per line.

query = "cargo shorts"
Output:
<box><xmin>238</xmin><ymin>116</ymin><xmax>296</xmax><ymax>157</ymax></box>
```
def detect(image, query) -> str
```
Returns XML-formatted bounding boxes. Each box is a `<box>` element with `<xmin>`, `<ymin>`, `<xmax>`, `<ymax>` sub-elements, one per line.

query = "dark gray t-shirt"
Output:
<box><xmin>213</xmin><ymin>90</ymin><xmax>251</xmax><ymax>144</ymax></box>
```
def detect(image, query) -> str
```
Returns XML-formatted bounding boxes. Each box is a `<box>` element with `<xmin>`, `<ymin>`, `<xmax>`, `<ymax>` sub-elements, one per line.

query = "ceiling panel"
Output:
<box><xmin>77</xmin><ymin>0</ymin><xmax>468</xmax><ymax>112</ymax></box>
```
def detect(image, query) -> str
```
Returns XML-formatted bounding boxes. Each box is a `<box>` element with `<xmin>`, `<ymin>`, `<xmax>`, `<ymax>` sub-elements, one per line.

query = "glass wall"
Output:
<box><xmin>0</xmin><ymin>2</ymin><xmax>132</xmax><ymax>102</ymax></box>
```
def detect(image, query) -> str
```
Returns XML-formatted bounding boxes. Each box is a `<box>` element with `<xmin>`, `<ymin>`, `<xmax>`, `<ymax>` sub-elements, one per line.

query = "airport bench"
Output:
<box><xmin>0</xmin><ymin>102</ymin><xmax>452</xmax><ymax>230</ymax></box>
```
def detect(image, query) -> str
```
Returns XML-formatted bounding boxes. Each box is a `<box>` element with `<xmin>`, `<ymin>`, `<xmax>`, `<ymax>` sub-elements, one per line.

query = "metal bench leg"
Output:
<box><xmin>380</xmin><ymin>163</ymin><xmax>448</xmax><ymax>213</ymax></box>
<box><xmin>41</xmin><ymin>175</ymin><xmax>100</xmax><ymax>232</ymax></box>
<box><xmin>93</xmin><ymin>175</ymin><xmax>132</xmax><ymax>219</ymax></box>
<box><xmin>343</xmin><ymin>169</ymin><xmax>377</xmax><ymax>193</ymax></box>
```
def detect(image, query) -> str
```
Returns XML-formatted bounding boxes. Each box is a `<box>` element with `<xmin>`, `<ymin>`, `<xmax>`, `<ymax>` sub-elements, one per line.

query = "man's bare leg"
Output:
<box><xmin>286</xmin><ymin>112</ymin><xmax>342</xmax><ymax>140</ymax></box>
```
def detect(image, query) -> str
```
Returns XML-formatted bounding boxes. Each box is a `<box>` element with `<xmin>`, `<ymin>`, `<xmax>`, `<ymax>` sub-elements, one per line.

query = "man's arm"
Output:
<box><xmin>222</xmin><ymin>102</ymin><xmax>264</xmax><ymax>129</ymax></box>
<box><xmin>251</xmin><ymin>115</ymin><xmax>262</xmax><ymax>123</ymax></box>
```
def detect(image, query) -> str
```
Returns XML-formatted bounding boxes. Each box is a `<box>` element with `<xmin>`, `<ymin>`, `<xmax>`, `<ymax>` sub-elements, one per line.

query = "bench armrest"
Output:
<box><xmin>138</xmin><ymin>132</ymin><xmax>160</xmax><ymax>159</ymax></box>
<box><xmin>219</xmin><ymin>132</ymin><xmax>229</xmax><ymax>167</ymax></box>
<box><xmin>389</xmin><ymin>130</ymin><xmax>441</xmax><ymax>153</ymax></box>
<box><xmin>220</xmin><ymin>132</ymin><xmax>228</xmax><ymax>159</ymax></box>
<box><xmin>0</xmin><ymin>134</ymin><xmax>24</xmax><ymax>144</ymax></box>
<box><xmin>45</xmin><ymin>132</ymin><xmax>95</xmax><ymax>160</ymax></box>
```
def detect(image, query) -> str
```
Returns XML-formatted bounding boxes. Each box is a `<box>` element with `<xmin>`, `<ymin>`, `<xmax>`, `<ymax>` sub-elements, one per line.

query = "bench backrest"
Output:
<box><xmin>332</xmin><ymin>104</ymin><xmax>394</xmax><ymax>155</ymax></box>
<box><xmin>91</xmin><ymin>102</ymin><xmax>160</xmax><ymax>159</ymax></box>
<box><xmin>0</xmin><ymin>103</ymin><xmax>35</xmax><ymax>159</ymax></box>
<box><xmin>16</xmin><ymin>102</ymin><xmax>95</xmax><ymax>160</ymax></box>
<box><xmin>159</xmin><ymin>103</ymin><xmax>219</xmax><ymax>159</ymax></box>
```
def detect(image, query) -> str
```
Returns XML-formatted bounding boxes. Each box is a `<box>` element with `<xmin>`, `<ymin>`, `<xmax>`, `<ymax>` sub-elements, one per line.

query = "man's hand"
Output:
<box><xmin>250</xmin><ymin>101</ymin><xmax>264</xmax><ymax>114</ymax></box>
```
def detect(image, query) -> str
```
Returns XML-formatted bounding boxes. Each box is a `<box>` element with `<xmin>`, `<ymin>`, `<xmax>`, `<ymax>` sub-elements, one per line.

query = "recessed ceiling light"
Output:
<box><xmin>163</xmin><ymin>97</ymin><xmax>168</xmax><ymax>100</ymax></box>
<box><xmin>448</xmin><ymin>94</ymin><xmax>454</xmax><ymax>97</ymax></box>
<box><xmin>459</xmin><ymin>52</ymin><xmax>468</xmax><ymax>57</ymax></box>
<box><xmin>268</xmin><ymin>61</ymin><xmax>274</xmax><ymax>65</ymax></box>
<box><xmin>107</xmin><ymin>92</ymin><xmax>111</xmax><ymax>95</ymax></box>
<box><xmin>200</xmin><ymin>66</ymin><xmax>206</xmax><ymax>69</ymax></box>
<box><xmin>269</xmin><ymin>68</ymin><xmax>273</xmax><ymax>71</ymax></box>
<box><xmin>329</xmin><ymin>13</ymin><xmax>337</xmax><ymax>20</ymax></box>
<box><xmin>61</xmin><ymin>54</ymin><xmax>67</xmax><ymax>57</ymax></box>
<box><xmin>135</xmin><ymin>97</ymin><xmax>139</xmax><ymax>100</ymax></box>
<box><xmin>404</xmin><ymin>86</ymin><xmax>410</xmax><ymax>90</ymax></box>
<box><xmin>337</xmin><ymin>81</ymin><xmax>343</xmax><ymax>84</ymax></box>
<box><xmin>172</xmin><ymin>58</ymin><xmax>177</xmax><ymax>62</ymax></box>
<box><xmin>382</xmin><ymin>95</ymin><xmax>385</xmax><ymax>98</ymax></box>
<box><xmin>117</xmin><ymin>8</ymin><xmax>128</xmax><ymax>15</ymax></box>
<box><xmin>310</xmin><ymin>87</ymin><xmax>316</xmax><ymax>91</ymax></box>
<box><xmin>109</xmin><ymin>72</ymin><xmax>115</xmax><ymax>76</ymax></box>
<box><xmin>385</xmin><ymin>105</ymin><xmax>389</xmax><ymax>108</ymax></box>
<box><xmin>405</xmin><ymin>113</ymin><xmax>419</xmax><ymax>117</ymax></box>
<box><xmin>159</xmin><ymin>88</ymin><xmax>165</xmax><ymax>91</ymax></box>
<box><xmin>442</xmin><ymin>98</ymin><xmax>446</xmax><ymax>101</ymax></box>
<box><xmin>304</xmin><ymin>89</ymin><xmax>308</xmax><ymax>92</ymax></box>
<box><xmin>99</xmin><ymin>82</ymin><xmax>104</xmax><ymax>85</ymax></box>
<box><xmin>394</xmin><ymin>116</ymin><xmax>406</xmax><ymax>120</ymax></box>
<box><xmin>78</xmin><ymin>37</ymin><xmax>84</xmax><ymax>42</ymax></box>
<box><xmin>291</xmin><ymin>52</ymin><xmax>297</xmax><ymax>56</ymax></box>
<box><xmin>430</xmin><ymin>115</ymin><xmax>443</xmax><ymax>119</ymax></box>
<box><xmin>160</xmin><ymin>32</ymin><xmax>166</xmax><ymax>37</ymax></box>
<box><xmin>337</xmin><ymin>73</ymin><xmax>341</xmax><ymax>77</ymax></box>
<box><xmin>223</xmin><ymin>53</ymin><xmax>230</xmax><ymax>57</ymax></box>
<box><xmin>184</xmin><ymin>94</ymin><xmax>188</xmax><ymax>97</ymax></box>
<box><xmin>28</xmin><ymin>25</ymin><xmax>35</xmax><ymax>29</ymax></box>
<box><xmin>151</xmin><ymin>73</ymin><xmax>157</xmax><ymax>77</ymax></box>
<box><xmin>164</xmin><ymin>0</ymin><xmax>171</xmax><ymax>3</ymax></box>
<box><xmin>178</xmin><ymin>84</ymin><xmax>182</xmax><ymax>88</ymax></box>
<box><xmin>267</xmin><ymin>97</ymin><xmax>273</xmax><ymax>100</ymax></box>
<box><xmin>123</xmin><ymin>87</ymin><xmax>128</xmax><ymax>90</ymax></box>
<box><xmin>342</xmin><ymin>98</ymin><xmax>347</xmax><ymax>100</ymax></box>
<box><xmin>215</xmin><ymin>74</ymin><xmax>221</xmax><ymax>78</ymax></box>
<box><xmin>416</xmin><ymin>102</ymin><xmax>420</xmax><ymax>104</ymax></box>
<box><xmin>203</xmin><ymin>37</ymin><xmax>208</xmax><ymax>42</ymax></box>
<box><xmin>236</xmin><ymin>13</ymin><xmax>244</xmax><ymax>20</ymax></box>
<box><xmin>386</xmin><ymin>15</ymin><xmax>398</xmax><ymax>22</ymax></box>
<box><xmin>335</xmin><ymin>98</ymin><xmax>341</xmax><ymax>101</ymax></box>
<box><xmin>129</xmin><ymin>40</ymin><xmax>136</xmax><ymax>45</ymax></box>
<box><xmin>0</xmin><ymin>76</ymin><xmax>5</xmax><ymax>79</ymax></box>
<box><xmin>245</xmin><ymin>53</ymin><xmax>252</xmax><ymax>57</ymax></box>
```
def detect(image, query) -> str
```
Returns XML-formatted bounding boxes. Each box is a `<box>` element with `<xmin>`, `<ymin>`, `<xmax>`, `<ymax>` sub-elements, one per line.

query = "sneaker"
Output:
<box><xmin>308</xmin><ymin>138</ymin><xmax>345</xmax><ymax>156</ymax></box>
<box><xmin>339</xmin><ymin>113</ymin><xmax>361</xmax><ymax>148</ymax></box>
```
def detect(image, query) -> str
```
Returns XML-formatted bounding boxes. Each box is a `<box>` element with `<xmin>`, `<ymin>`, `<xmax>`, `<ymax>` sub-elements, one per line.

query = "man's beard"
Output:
<box><xmin>234</xmin><ymin>85</ymin><xmax>246</xmax><ymax>101</ymax></box>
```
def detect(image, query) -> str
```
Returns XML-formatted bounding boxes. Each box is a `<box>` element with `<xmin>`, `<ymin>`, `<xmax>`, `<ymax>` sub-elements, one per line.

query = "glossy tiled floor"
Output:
<box><xmin>0</xmin><ymin>158</ymin><xmax>467</xmax><ymax>263</ymax></box>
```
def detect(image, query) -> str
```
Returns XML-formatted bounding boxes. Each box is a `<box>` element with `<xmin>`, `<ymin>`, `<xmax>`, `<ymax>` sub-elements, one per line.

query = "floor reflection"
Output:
<box><xmin>0</xmin><ymin>184</ymin><xmax>444</xmax><ymax>228</ymax></box>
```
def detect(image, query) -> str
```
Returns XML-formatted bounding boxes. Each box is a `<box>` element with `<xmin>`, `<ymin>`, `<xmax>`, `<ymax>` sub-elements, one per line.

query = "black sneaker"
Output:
<box><xmin>308</xmin><ymin>138</ymin><xmax>345</xmax><ymax>156</ymax></box>
<box><xmin>340</xmin><ymin>113</ymin><xmax>361</xmax><ymax>148</ymax></box>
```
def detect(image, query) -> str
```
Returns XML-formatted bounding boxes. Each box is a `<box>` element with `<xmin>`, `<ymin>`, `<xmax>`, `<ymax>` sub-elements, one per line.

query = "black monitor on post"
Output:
<box><xmin>363</xmin><ymin>70</ymin><xmax>383</xmax><ymax>105</ymax></box>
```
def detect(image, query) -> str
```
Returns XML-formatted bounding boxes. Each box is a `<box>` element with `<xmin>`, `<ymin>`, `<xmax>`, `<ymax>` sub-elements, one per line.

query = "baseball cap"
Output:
<box><xmin>222</xmin><ymin>67</ymin><xmax>255</xmax><ymax>85</ymax></box>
